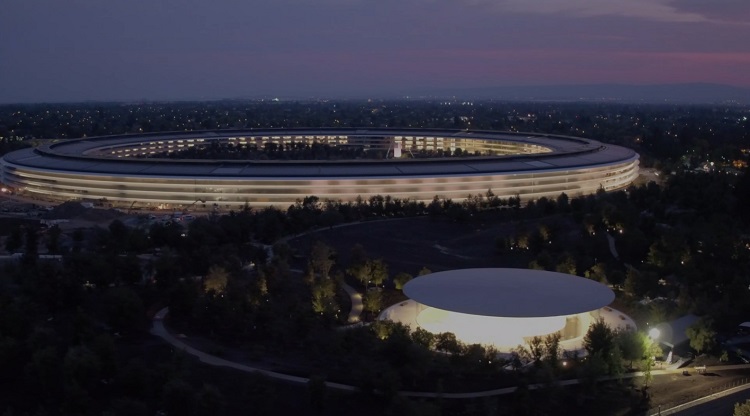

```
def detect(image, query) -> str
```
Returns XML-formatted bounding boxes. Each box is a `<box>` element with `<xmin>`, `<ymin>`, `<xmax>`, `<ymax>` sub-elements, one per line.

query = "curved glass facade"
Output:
<box><xmin>0</xmin><ymin>129</ymin><xmax>639</xmax><ymax>209</ymax></box>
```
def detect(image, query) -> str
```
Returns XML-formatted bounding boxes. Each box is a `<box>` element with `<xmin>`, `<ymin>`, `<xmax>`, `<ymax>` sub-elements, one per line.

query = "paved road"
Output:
<box><xmin>151</xmin><ymin>307</ymin><xmax>750</xmax><ymax>400</ymax></box>
<box><xmin>654</xmin><ymin>383</ymin><xmax>750</xmax><ymax>415</ymax></box>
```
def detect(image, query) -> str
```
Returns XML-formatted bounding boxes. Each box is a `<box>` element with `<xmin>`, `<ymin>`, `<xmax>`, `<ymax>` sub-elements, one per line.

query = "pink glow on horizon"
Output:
<box><xmin>2</xmin><ymin>0</ymin><xmax>749</xmax><ymax>101</ymax></box>
<box><xmin>158</xmin><ymin>49</ymin><xmax>750</xmax><ymax>89</ymax></box>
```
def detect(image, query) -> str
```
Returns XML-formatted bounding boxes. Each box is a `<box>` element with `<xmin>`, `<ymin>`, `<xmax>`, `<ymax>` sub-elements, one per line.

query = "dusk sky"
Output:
<box><xmin>1</xmin><ymin>0</ymin><xmax>749</xmax><ymax>103</ymax></box>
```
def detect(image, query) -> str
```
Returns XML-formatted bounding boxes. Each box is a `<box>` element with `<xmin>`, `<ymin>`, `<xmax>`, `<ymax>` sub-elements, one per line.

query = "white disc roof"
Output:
<box><xmin>403</xmin><ymin>268</ymin><xmax>614</xmax><ymax>318</ymax></box>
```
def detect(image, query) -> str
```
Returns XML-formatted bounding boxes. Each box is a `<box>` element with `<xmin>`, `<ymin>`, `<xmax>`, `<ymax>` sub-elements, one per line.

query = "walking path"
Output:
<box><xmin>168</xmin><ymin>223</ymin><xmax>747</xmax><ymax>405</ymax></box>
<box><xmin>276</xmin><ymin>217</ymin><xmax>412</xmax><ymax>245</ymax></box>
<box><xmin>276</xmin><ymin>220</ymin><xmax>398</xmax><ymax>324</ymax></box>
<box><xmin>150</xmin><ymin>307</ymin><xmax>750</xmax><ymax>399</ymax></box>
<box><xmin>341</xmin><ymin>282</ymin><xmax>363</xmax><ymax>323</ymax></box>
<box><xmin>607</xmin><ymin>233</ymin><xmax>619</xmax><ymax>260</ymax></box>
<box><xmin>151</xmin><ymin>308</ymin><xmax>358</xmax><ymax>392</ymax></box>
<box><xmin>288</xmin><ymin>267</ymin><xmax>364</xmax><ymax>324</ymax></box>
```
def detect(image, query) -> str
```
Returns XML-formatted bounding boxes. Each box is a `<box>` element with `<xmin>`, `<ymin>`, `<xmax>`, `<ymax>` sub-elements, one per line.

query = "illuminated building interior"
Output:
<box><xmin>95</xmin><ymin>134</ymin><xmax>553</xmax><ymax>158</ymax></box>
<box><xmin>0</xmin><ymin>128</ymin><xmax>639</xmax><ymax>209</ymax></box>
<box><xmin>381</xmin><ymin>268</ymin><xmax>617</xmax><ymax>353</ymax></box>
<box><xmin>417</xmin><ymin>307</ymin><xmax>573</xmax><ymax>349</ymax></box>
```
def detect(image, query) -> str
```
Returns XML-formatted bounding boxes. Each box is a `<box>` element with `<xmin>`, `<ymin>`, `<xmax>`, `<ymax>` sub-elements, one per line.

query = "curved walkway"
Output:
<box><xmin>150</xmin><ymin>307</ymin><xmax>750</xmax><ymax>399</ymax></box>
<box><xmin>288</xmin><ymin>267</ymin><xmax>364</xmax><ymax>324</ymax></box>
<box><xmin>607</xmin><ymin>233</ymin><xmax>620</xmax><ymax>260</ymax></box>
<box><xmin>276</xmin><ymin>219</ymin><xmax>409</xmax><ymax>324</ymax></box>
<box><xmin>150</xmin><ymin>306</ymin><xmax>521</xmax><ymax>396</ymax></box>
<box><xmin>158</xmin><ymin>224</ymin><xmax>747</xmax><ymax>403</ymax></box>
<box><xmin>151</xmin><ymin>308</ymin><xmax>357</xmax><ymax>391</ymax></box>
<box><xmin>341</xmin><ymin>282</ymin><xmax>363</xmax><ymax>323</ymax></box>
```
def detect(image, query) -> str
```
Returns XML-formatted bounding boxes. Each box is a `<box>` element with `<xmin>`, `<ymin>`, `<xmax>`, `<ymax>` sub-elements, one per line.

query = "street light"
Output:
<box><xmin>649</xmin><ymin>327</ymin><xmax>660</xmax><ymax>340</ymax></box>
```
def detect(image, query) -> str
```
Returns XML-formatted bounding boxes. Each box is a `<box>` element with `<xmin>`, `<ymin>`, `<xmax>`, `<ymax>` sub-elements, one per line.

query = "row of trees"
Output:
<box><xmin>2</xmin><ymin>179</ymin><xmax>742</xmax><ymax>414</ymax></box>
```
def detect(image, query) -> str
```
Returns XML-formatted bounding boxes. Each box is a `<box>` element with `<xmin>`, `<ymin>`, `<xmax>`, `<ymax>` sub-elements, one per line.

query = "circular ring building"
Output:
<box><xmin>0</xmin><ymin>128</ymin><xmax>639</xmax><ymax>208</ymax></box>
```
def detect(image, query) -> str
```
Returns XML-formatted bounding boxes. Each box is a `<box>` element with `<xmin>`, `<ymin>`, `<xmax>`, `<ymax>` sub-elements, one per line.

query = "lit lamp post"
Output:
<box><xmin>648</xmin><ymin>327</ymin><xmax>673</xmax><ymax>365</ymax></box>
<box><xmin>648</xmin><ymin>327</ymin><xmax>661</xmax><ymax>340</ymax></box>
<box><xmin>640</xmin><ymin>327</ymin><xmax>662</xmax><ymax>388</ymax></box>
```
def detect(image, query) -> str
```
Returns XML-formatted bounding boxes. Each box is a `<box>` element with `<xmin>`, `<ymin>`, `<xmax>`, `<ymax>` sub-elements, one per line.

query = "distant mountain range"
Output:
<box><xmin>411</xmin><ymin>83</ymin><xmax>750</xmax><ymax>104</ymax></box>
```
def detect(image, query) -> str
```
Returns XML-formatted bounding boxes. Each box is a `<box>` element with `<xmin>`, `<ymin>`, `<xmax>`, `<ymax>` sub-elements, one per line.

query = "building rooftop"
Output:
<box><xmin>2</xmin><ymin>128</ymin><xmax>638</xmax><ymax>179</ymax></box>
<box><xmin>403</xmin><ymin>268</ymin><xmax>615</xmax><ymax>318</ymax></box>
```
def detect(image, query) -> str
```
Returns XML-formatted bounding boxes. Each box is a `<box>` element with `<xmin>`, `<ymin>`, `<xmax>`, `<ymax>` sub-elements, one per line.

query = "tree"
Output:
<box><xmin>63</xmin><ymin>346</ymin><xmax>101</xmax><ymax>390</ymax></box>
<box><xmin>392</xmin><ymin>272</ymin><xmax>413</xmax><ymax>290</ymax></box>
<box><xmin>538</xmin><ymin>223</ymin><xmax>553</xmax><ymax>242</ymax></box>
<box><xmin>46</xmin><ymin>224</ymin><xmax>62</xmax><ymax>254</ymax></box>
<box><xmin>92</xmin><ymin>333</ymin><xmax>117</xmax><ymax>378</ymax></box>
<box><xmin>735</xmin><ymin>400</ymin><xmax>750</xmax><ymax>416</ymax></box>
<box><xmin>108</xmin><ymin>219</ymin><xmax>130</xmax><ymax>253</ymax></box>
<box><xmin>642</xmin><ymin>336</ymin><xmax>662</xmax><ymax>388</ymax></box>
<box><xmin>62</xmin><ymin>381</ymin><xmax>93</xmax><ymax>416</ymax></box>
<box><xmin>311</xmin><ymin>279</ymin><xmax>337</xmax><ymax>316</ymax></box>
<box><xmin>117</xmin><ymin>358</ymin><xmax>153</xmax><ymax>398</ymax></box>
<box><xmin>584</xmin><ymin>319</ymin><xmax>615</xmax><ymax>357</ymax></box>
<box><xmin>347</xmin><ymin>262</ymin><xmax>369</xmax><ymax>287</ymax></box>
<box><xmin>528</xmin><ymin>259</ymin><xmax>546</xmax><ymax>271</ymax></box>
<box><xmin>162</xmin><ymin>378</ymin><xmax>196</xmax><ymax>416</ymax></box>
<box><xmin>515</xmin><ymin>232</ymin><xmax>529</xmax><ymax>250</ymax></box>
<box><xmin>623</xmin><ymin>267</ymin><xmax>653</xmax><ymax>298</ymax></box>
<box><xmin>371</xmin><ymin>320</ymin><xmax>393</xmax><ymax>340</ymax></box>
<box><xmin>363</xmin><ymin>290</ymin><xmax>383</xmax><ymax>315</ymax></box>
<box><xmin>72</xmin><ymin>228</ymin><xmax>84</xmax><ymax>253</ymax></box>
<box><xmin>5</xmin><ymin>225</ymin><xmax>22</xmax><ymax>252</ymax></box>
<box><xmin>196</xmin><ymin>383</ymin><xmax>225</xmax><ymax>416</ymax></box>
<box><xmin>529</xmin><ymin>251</ymin><xmax>553</xmax><ymax>271</ymax></box>
<box><xmin>543</xmin><ymin>333</ymin><xmax>561</xmax><ymax>370</ymax></box>
<box><xmin>257</xmin><ymin>275</ymin><xmax>268</xmax><ymax>297</ymax></box>
<box><xmin>117</xmin><ymin>254</ymin><xmax>144</xmax><ymax>285</ymax></box>
<box><xmin>527</xmin><ymin>336</ymin><xmax>544</xmax><ymax>366</ymax></box>
<box><xmin>320</xmin><ymin>207</ymin><xmax>344</xmax><ymax>229</ymax></box>
<box><xmin>585</xmin><ymin>262</ymin><xmax>608</xmax><ymax>284</ymax></box>
<box><xmin>366</xmin><ymin>259</ymin><xmax>389</xmax><ymax>287</ymax></box>
<box><xmin>417</xmin><ymin>267</ymin><xmax>432</xmax><ymax>276</ymax></box>
<box><xmin>411</xmin><ymin>327</ymin><xmax>435</xmax><ymax>349</ymax></box>
<box><xmin>104</xmin><ymin>287</ymin><xmax>145</xmax><ymax>332</ymax></box>
<box><xmin>307</xmin><ymin>375</ymin><xmax>327</xmax><ymax>414</ymax></box>
<box><xmin>23</xmin><ymin>226</ymin><xmax>39</xmax><ymax>264</ymax></box>
<box><xmin>350</xmin><ymin>259</ymin><xmax>388</xmax><ymax>288</ymax></box>
<box><xmin>204</xmin><ymin>265</ymin><xmax>229</xmax><ymax>295</ymax></box>
<box><xmin>308</xmin><ymin>241</ymin><xmax>336</xmax><ymax>280</ymax></box>
<box><xmin>580</xmin><ymin>351</ymin><xmax>609</xmax><ymax>389</ymax></box>
<box><xmin>111</xmin><ymin>398</ymin><xmax>149</xmax><ymax>416</ymax></box>
<box><xmin>616</xmin><ymin>330</ymin><xmax>646</xmax><ymax>369</ymax></box>
<box><xmin>435</xmin><ymin>332</ymin><xmax>462</xmax><ymax>354</ymax></box>
<box><xmin>609</xmin><ymin>345</ymin><xmax>624</xmax><ymax>379</ymax></box>
<box><xmin>686</xmin><ymin>318</ymin><xmax>717</xmax><ymax>354</ymax></box>
<box><xmin>643</xmin><ymin>354</ymin><xmax>654</xmax><ymax>388</ymax></box>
